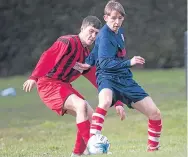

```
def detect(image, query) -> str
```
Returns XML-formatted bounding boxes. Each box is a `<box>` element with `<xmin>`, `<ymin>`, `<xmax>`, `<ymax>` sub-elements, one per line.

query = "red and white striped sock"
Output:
<box><xmin>73</xmin><ymin>130</ymin><xmax>86</xmax><ymax>155</ymax></box>
<box><xmin>147</xmin><ymin>119</ymin><xmax>162</xmax><ymax>151</ymax></box>
<box><xmin>90</xmin><ymin>107</ymin><xmax>107</xmax><ymax>137</ymax></box>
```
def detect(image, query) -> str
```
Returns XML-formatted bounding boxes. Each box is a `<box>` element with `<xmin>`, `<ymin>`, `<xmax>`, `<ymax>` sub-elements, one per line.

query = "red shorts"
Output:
<box><xmin>37</xmin><ymin>77</ymin><xmax>84</xmax><ymax>116</ymax></box>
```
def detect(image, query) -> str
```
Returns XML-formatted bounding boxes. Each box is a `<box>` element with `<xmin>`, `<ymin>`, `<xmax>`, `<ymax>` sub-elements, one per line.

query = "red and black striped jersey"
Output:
<box><xmin>29</xmin><ymin>35</ymin><xmax>124</xmax><ymax>107</ymax></box>
<box><xmin>29</xmin><ymin>35</ymin><xmax>90</xmax><ymax>83</ymax></box>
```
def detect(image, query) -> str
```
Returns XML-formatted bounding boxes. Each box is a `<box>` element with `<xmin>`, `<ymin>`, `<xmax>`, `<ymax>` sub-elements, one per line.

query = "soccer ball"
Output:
<box><xmin>87</xmin><ymin>134</ymin><xmax>110</xmax><ymax>155</ymax></box>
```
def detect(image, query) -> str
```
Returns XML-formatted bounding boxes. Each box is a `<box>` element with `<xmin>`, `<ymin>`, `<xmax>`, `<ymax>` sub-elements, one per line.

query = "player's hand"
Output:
<box><xmin>73</xmin><ymin>62</ymin><xmax>91</xmax><ymax>71</ymax></box>
<box><xmin>23</xmin><ymin>79</ymin><xmax>36</xmax><ymax>92</ymax></box>
<box><xmin>115</xmin><ymin>106</ymin><xmax>126</xmax><ymax>121</ymax></box>
<box><xmin>130</xmin><ymin>56</ymin><xmax>145</xmax><ymax>66</ymax></box>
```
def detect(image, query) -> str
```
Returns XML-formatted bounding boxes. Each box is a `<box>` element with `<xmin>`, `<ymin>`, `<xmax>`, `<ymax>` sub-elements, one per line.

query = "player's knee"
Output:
<box><xmin>149</xmin><ymin>108</ymin><xmax>161</xmax><ymax>120</ymax></box>
<box><xmin>75</xmin><ymin>100</ymin><xmax>88</xmax><ymax>114</ymax></box>
<box><xmin>99</xmin><ymin>99</ymin><xmax>112</xmax><ymax>110</ymax></box>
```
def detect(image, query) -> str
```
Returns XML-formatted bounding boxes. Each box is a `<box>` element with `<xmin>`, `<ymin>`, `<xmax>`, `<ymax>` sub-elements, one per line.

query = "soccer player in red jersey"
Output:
<box><xmin>23</xmin><ymin>16</ymin><xmax>125</xmax><ymax>156</ymax></box>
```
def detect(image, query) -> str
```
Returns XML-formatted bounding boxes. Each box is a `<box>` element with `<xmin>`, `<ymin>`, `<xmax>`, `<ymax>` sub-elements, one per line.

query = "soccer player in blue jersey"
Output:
<box><xmin>74</xmin><ymin>0</ymin><xmax>162</xmax><ymax>152</ymax></box>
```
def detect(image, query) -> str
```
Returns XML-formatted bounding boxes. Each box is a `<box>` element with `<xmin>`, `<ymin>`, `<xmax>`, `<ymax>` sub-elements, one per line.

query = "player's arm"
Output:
<box><xmin>73</xmin><ymin>44</ymin><xmax>97</xmax><ymax>71</ymax></box>
<box><xmin>23</xmin><ymin>39</ymin><xmax>70</xmax><ymax>92</ymax></box>
<box><xmin>98</xmin><ymin>37</ymin><xmax>145</xmax><ymax>70</ymax></box>
<box><xmin>98</xmin><ymin>37</ymin><xmax>131</xmax><ymax>70</ymax></box>
<box><xmin>29</xmin><ymin>40</ymin><xmax>70</xmax><ymax>81</ymax></box>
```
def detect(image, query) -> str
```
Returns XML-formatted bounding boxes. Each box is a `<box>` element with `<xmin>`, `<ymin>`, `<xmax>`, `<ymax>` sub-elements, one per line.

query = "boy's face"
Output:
<box><xmin>80</xmin><ymin>26</ymin><xmax>99</xmax><ymax>46</ymax></box>
<box><xmin>104</xmin><ymin>10</ymin><xmax>124</xmax><ymax>33</ymax></box>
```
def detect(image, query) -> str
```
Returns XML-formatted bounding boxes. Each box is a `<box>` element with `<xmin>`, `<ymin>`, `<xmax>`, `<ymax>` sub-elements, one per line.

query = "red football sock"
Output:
<box><xmin>147</xmin><ymin>119</ymin><xmax>162</xmax><ymax>151</ymax></box>
<box><xmin>90</xmin><ymin>107</ymin><xmax>107</xmax><ymax>137</ymax></box>
<box><xmin>73</xmin><ymin>130</ymin><xmax>86</xmax><ymax>155</ymax></box>
<box><xmin>77</xmin><ymin>120</ymin><xmax>90</xmax><ymax>145</ymax></box>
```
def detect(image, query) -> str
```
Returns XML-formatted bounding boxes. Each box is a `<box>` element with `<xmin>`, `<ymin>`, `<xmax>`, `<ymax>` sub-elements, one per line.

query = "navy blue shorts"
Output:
<box><xmin>97</xmin><ymin>75</ymin><xmax>149</xmax><ymax>108</ymax></box>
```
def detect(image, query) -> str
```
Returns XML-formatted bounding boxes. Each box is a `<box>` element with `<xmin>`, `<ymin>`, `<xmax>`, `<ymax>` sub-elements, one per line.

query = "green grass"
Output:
<box><xmin>0</xmin><ymin>69</ymin><xmax>186</xmax><ymax>157</ymax></box>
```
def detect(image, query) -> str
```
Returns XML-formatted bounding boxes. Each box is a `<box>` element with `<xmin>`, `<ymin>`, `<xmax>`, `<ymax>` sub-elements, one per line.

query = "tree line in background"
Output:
<box><xmin>0</xmin><ymin>0</ymin><xmax>186</xmax><ymax>76</ymax></box>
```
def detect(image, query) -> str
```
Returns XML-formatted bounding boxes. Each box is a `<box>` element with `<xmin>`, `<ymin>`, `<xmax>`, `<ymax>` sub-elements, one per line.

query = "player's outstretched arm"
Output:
<box><xmin>23</xmin><ymin>79</ymin><xmax>36</xmax><ymax>92</ymax></box>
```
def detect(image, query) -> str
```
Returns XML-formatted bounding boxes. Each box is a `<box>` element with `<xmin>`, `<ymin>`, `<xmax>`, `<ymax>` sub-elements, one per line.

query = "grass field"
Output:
<box><xmin>0</xmin><ymin>69</ymin><xmax>186</xmax><ymax>157</ymax></box>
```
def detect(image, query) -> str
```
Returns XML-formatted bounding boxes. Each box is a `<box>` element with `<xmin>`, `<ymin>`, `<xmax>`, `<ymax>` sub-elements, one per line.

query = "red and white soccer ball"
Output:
<box><xmin>87</xmin><ymin>134</ymin><xmax>110</xmax><ymax>155</ymax></box>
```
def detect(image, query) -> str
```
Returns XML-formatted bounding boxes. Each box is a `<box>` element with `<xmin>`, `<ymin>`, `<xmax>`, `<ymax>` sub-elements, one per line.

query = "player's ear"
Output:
<box><xmin>81</xmin><ymin>26</ymin><xmax>83</xmax><ymax>32</ymax></box>
<box><xmin>81</xmin><ymin>25</ymin><xmax>86</xmax><ymax>32</ymax></box>
<box><xmin>103</xmin><ymin>15</ymin><xmax>108</xmax><ymax>22</ymax></box>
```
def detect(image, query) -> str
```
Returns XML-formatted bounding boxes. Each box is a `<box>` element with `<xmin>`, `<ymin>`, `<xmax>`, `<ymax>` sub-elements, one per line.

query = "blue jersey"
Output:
<box><xmin>86</xmin><ymin>24</ymin><xmax>132</xmax><ymax>78</ymax></box>
<box><xmin>86</xmin><ymin>25</ymin><xmax>148</xmax><ymax>106</ymax></box>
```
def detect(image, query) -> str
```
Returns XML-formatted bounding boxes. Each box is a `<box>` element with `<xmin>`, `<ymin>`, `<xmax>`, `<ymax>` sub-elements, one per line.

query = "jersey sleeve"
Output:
<box><xmin>29</xmin><ymin>39</ymin><xmax>70</xmax><ymax>81</ymax></box>
<box><xmin>98</xmin><ymin>37</ymin><xmax>131</xmax><ymax>70</ymax></box>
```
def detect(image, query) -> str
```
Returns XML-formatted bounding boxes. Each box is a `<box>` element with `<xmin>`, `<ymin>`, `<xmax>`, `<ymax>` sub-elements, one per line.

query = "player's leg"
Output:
<box><xmin>64</xmin><ymin>95</ymin><xmax>93</xmax><ymax>155</ymax></box>
<box><xmin>120</xmin><ymin>78</ymin><xmax>162</xmax><ymax>151</ymax></box>
<box><xmin>66</xmin><ymin>110</ymin><xmax>85</xmax><ymax>156</ymax></box>
<box><xmin>63</xmin><ymin>86</ymin><xmax>91</xmax><ymax>146</ymax></box>
<box><xmin>37</xmin><ymin>80</ymin><xmax>92</xmax><ymax>155</ymax></box>
<box><xmin>66</xmin><ymin>104</ymin><xmax>93</xmax><ymax>156</ymax></box>
<box><xmin>90</xmin><ymin>79</ymin><xmax>114</xmax><ymax>136</ymax></box>
<box><xmin>132</xmin><ymin>97</ymin><xmax>162</xmax><ymax>151</ymax></box>
<box><xmin>65</xmin><ymin>101</ymin><xmax>94</xmax><ymax>121</ymax></box>
<box><xmin>67</xmin><ymin>88</ymin><xmax>94</xmax><ymax>156</ymax></box>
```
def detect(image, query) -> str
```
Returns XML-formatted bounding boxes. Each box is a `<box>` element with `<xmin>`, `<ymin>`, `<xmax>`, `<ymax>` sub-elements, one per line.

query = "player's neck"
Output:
<box><xmin>78</xmin><ymin>34</ymin><xmax>87</xmax><ymax>47</ymax></box>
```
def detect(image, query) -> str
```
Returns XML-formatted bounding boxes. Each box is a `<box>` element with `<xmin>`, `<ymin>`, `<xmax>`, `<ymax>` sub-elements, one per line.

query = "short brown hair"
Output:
<box><xmin>104</xmin><ymin>1</ymin><xmax>126</xmax><ymax>17</ymax></box>
<box><xmin>81</xmin><ymin>16</ymin><xmax>102</xmax><ymax>30</ymax></box>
